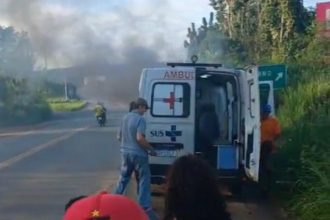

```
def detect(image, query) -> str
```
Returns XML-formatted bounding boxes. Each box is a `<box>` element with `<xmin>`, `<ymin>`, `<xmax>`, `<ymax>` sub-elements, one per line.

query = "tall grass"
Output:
<box><xmin>292</xmin><ymin>149</ymin><xmax>330</xmax><ymax>220</ymax></box>
<box><xmin>278</xmin><ymin>73</ymin><xmax>329</xmax><ymax>128</ymax></box>
<box><xmin>274</xmin><ymin>67</ymin><xmax>330</xmax><ymax>220</ymax></box>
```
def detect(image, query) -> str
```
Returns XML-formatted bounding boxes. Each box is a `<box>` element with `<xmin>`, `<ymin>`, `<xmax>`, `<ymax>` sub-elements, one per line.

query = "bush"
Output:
<box><xmin>0</xmin><ymin>76</ymin><xmax>53</xmax><ymax>126</ymax></box>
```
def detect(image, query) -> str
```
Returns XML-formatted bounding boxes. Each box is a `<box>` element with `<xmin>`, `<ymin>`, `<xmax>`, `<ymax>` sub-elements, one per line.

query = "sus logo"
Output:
<box><xmin>150</xmin><ymin>130</ymin><xmax>164</xmax><ymax>137</ymax></box>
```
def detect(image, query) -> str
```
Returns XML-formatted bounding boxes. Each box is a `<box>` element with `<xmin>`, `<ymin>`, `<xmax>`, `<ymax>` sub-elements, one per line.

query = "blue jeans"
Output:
<box><xmin>115</xmin><ymin>153</ymin><xmax>152</xmax><ymax>209</ymax></box>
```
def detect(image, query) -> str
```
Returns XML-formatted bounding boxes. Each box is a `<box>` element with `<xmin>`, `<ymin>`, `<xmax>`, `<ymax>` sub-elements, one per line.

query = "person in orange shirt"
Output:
<box><xmin>260</xmin><ymin>104</ymin><xmax>281</xmax><ymax>195</ymax></box>
<box><xmin>261</xmin><ymin>104</ymin><xmax>281</xmax><ymax>151</ymax></box>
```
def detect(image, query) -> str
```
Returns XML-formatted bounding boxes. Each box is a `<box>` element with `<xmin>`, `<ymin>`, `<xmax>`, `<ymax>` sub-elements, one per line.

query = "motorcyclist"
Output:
<box><xmin>94</xmin><ymin>102</ymin><xmax>107</xmax><ymax>124</ymax></box>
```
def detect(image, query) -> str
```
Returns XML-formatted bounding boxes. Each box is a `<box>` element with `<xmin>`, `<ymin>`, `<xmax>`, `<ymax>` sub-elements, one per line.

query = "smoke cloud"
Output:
<box><xmin>0</xmin><ymin>0</ymin><xmax>211</xmax><ymax>105</ymax></box>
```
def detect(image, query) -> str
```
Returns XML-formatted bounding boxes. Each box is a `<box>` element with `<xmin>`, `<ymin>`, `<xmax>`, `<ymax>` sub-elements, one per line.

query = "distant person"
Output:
<box><xmin>94</xmin><ymin>102</ymin><xmax>107</xmax><ymax>122</ymax></box>
<box><xmin>63</xmin><ymin>191</ymin><xmax>148</xmax><ymax>220</ymax></box>
<box><xmin>260</xmin><ymin>104</ymin><xmax>281</xmax><ymax>194</ymax></box>
<box><xmin>198</xmin><ymin>103</ymin><xmax>220</xmax><ymax>167</ymax></box>
<box><xmin>163</xmin><ymin>154</ymin><xmax>231</xmax><ymax>220</ymax></box>
<box><xmin>115</xmin><ymin>98</ymin><xmax>158</xmax><ymax>220</ymax></box>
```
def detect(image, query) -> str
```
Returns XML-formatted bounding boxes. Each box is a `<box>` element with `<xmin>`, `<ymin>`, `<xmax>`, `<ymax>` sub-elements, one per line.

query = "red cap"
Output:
<box><xmin>63</xmin><ymin>191</ymin><xmax>148</xmax><ymax>220</ymax></box>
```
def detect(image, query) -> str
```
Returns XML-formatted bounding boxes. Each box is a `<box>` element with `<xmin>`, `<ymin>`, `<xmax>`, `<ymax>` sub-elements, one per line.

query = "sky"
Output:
<box><xmin>0</xmin><ymin>0</ymin><xmax>328</xmax><ymax>68</ymax></box>
<box><xmin>304</xmin><ymin>0</ymin><xmax>329</xmax><ymax>7</ymax></box>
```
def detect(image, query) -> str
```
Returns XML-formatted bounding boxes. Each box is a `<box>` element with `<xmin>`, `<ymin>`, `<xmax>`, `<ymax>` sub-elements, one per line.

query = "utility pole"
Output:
<box><xmin>64</xmin><ymin>79</ymin><xmax>68</xmax><ymax>101</ymax></box>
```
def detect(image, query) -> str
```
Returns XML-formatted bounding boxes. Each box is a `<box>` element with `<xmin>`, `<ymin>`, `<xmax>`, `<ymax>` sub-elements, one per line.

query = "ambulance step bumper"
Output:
<box><xmin>150</xmin><ymin>164</ymin><xmax>169</xmax><ymax>184</ymax></box>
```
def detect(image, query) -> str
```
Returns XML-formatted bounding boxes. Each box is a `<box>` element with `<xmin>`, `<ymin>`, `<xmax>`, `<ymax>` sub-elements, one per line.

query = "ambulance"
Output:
<box><xmin>138</xmin><ymin>57</ymin><xmax>272</xmax><ymax>191</ymax></box>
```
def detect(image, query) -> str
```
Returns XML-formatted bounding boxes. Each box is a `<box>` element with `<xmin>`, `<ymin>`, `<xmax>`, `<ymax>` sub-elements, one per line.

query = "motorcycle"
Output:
<box><xmin>97</xmin><ymin>115</ymin><xmax>106</xmax><ymax>127</ymax></box>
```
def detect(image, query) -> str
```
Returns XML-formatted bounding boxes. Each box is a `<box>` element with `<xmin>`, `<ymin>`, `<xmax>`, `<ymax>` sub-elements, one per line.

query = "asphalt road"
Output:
<box><xmin>0</xmin><ymin>109</ymin><xmax>287</xmax><ymax>220</ymax></box>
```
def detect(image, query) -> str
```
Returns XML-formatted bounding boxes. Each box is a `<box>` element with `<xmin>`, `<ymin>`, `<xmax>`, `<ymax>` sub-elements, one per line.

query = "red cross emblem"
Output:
<box><xmin>163</xmin><ymin>92</ymin><xmax>183</xmax><ymax>109</ymax></box>
<box><xmin>163</xmin><ymin>92</ymin><xmax>175</xmax><ymax>109</ymax></box>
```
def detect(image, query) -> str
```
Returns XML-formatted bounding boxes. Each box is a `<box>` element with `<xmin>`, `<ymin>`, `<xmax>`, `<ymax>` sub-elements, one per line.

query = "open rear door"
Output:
<box><xmin>244</xmin><ymin>66</ymin><xmax>261</xmax><ymax>181</ymax></box>
<box><xmin>259</xmin><ymin>81</ymin><xmax>275</xmax><ymax>115</ymax></box>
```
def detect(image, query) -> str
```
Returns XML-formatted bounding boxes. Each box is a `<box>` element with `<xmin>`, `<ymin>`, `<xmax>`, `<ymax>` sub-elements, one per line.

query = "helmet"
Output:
<box><xmin>262</xmin><ymin>104</ymin><xmax>272</xmax><ymax>113</ymax></box>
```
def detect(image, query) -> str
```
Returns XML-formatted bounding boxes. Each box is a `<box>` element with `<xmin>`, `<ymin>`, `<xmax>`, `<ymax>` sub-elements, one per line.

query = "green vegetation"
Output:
<box><xmin>0</xmin><ymin>26</ymin><xmax>82</xmax><ymax>126</ymax></box>
<box><xmin>187</xmin><ymin>1</ymin><xmax>330</xmax><ymax>219</ymax></box>
<box><xmin>0</xmin><ymin>26</ymin><xmax>34</xmax><ymax>76</ymax></box>
<box><xmin>48</xmin><ymin>99</ymin><xmax>87</xmax><ymax>112</ymax></box>
<box><xmin>0</xmin><ymin>75</ymin><xmax>52</xmax><ymax>126</ymax></box>
<box><xmin>274</xmin><ymin>38</ymin><xmax>330</xmax><ymax>220</ymax></box>
<box><xmin>0</xmin><ymin>26</ymin><xmax>53</xmax><ymax>126</ymax></box>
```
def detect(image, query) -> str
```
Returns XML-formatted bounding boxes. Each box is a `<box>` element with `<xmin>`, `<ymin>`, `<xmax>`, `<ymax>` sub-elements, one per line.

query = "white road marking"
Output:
<box><xmin>0</xmin><ymin>126</ymin><xmax>119</xmax><ymax>137</ymax></box>
<box><xmin>0</xmin><ymin>127</ymin><xmax>88</xmax><ymax>170</ymax></box>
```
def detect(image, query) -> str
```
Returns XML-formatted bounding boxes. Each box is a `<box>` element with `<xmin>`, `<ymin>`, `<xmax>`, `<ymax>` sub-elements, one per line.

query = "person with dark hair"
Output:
<box><xmin>163</xmin><ymin>155</ymin><xmax>231</xmax><ymax>220</ymax></box>
<box><xmin>197</xmin><ymin>103</ymin><xmax>220</xmax><ymax>167</ymax></box>
<box><xmin>63</xmin><ymin>191</ymin><xmax>148</xmax><ymax>220</ymax></box>
<box><xmin>115</xmin><ymin>98</ymin><xmax>158</xmax><ymax>220</ymax></box>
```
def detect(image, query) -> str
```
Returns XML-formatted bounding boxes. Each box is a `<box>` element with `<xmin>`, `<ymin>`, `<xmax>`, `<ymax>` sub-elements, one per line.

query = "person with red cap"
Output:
<box><xmin>63</xmin><ymin>191</ymin><xmax>148</xmax><ymax>220</ymax></box>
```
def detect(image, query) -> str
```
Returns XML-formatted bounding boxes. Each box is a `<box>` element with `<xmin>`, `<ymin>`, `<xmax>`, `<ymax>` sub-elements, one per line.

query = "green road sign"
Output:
<box><xmin>258</xmin><ymin>64</ymin><xmax>287</xmax><ymax>89</ymax></box>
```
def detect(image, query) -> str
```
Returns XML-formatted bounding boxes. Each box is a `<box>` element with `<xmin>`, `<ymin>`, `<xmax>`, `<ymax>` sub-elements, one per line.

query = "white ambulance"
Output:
<box><xmin>138</xmin><ymin>59</ymin><xmax>270</xmax><ymax>191</ymax></box>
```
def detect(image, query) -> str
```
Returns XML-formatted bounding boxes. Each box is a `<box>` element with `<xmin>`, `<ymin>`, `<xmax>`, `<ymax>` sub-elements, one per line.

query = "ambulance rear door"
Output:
<box><xmin>140</xmin><ymin>67</ymin><xmax>196</xmax><ymax>166</ymax></box>
<box><xmin>242</xmin><ymin>66</ymin><xmax>261</xmax><ymax>181</ymax></box>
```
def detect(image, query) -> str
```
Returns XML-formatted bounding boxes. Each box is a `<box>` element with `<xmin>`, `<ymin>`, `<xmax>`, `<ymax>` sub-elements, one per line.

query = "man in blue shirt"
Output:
<box><xmin>115</xmin><ymin>98</ymin><xmax>157</xmax><ymax>219</ymax></box>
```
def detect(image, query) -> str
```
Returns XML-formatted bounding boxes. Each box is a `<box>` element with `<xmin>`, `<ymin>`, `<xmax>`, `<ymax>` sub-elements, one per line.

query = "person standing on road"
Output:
<box><xmin>128</xmin><ymin>100</ymin><xmax>140</xmax><ymax>193</ymax></box>
<box><xmin>260</xmin><ymin>104</ymin><xmax>281</xmax><ymax>194</ymax></box>
<box><xmin>115</xmin><ymin>98</ymin><xmax>158</xmax><ymax>220</ymax></box>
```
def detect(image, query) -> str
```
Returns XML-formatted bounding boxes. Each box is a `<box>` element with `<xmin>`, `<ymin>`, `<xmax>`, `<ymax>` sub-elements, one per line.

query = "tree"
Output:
<box><xmin>186</xmin><ymin>0</ymin><xmax>313</xmax><ymax>64</ymax></box>
<box><xmin>184</xmin><ymin>11</ymin><xmax>248</xmax><ymax>66</ymax></box>
<box><xmin>0</xmin><ymin>26</ymin><xmax>35</xmax><ymax>76</ymax></box>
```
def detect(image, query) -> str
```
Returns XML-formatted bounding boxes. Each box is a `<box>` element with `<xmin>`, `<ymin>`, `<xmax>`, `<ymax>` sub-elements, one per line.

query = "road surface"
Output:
<box><xmin>0</xmin><ymin>109</ymin><xmax>288</xmax><ymax>220</ymax></box>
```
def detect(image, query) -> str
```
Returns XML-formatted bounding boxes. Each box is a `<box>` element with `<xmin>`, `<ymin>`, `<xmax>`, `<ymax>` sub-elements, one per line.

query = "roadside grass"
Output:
<box><xmin>292</xmin><ymin>149</ymin><xmax>330</xmax><ymax>220</ymax></box>
<box><xmin>273</xmin><ymin>68</ymin><xmax>330</xmax><ymax>220</ymax></box>
<box><xmin>48</xmin><ymin>99</ymin><xmax>87</xmax><ymax>112</ymax></box>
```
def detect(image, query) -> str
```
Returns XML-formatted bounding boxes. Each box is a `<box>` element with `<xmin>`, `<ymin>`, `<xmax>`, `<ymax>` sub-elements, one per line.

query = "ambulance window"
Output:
<box><xmin>151</xmin><ymin>83</ymin><xmax>190</xmax><ymax>117</ymax></box>
<box><xmin>259</xmin><ymin>83</ymin><xmax>270</xmax><ymax>106</ymax></box>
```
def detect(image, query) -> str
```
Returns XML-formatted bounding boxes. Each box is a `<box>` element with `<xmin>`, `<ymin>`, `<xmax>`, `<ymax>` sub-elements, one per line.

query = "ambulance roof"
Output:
<box><xmin>142</xmin><ymin>65</ymin><xmax>241</xmax><ymax>75</ymax></box>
